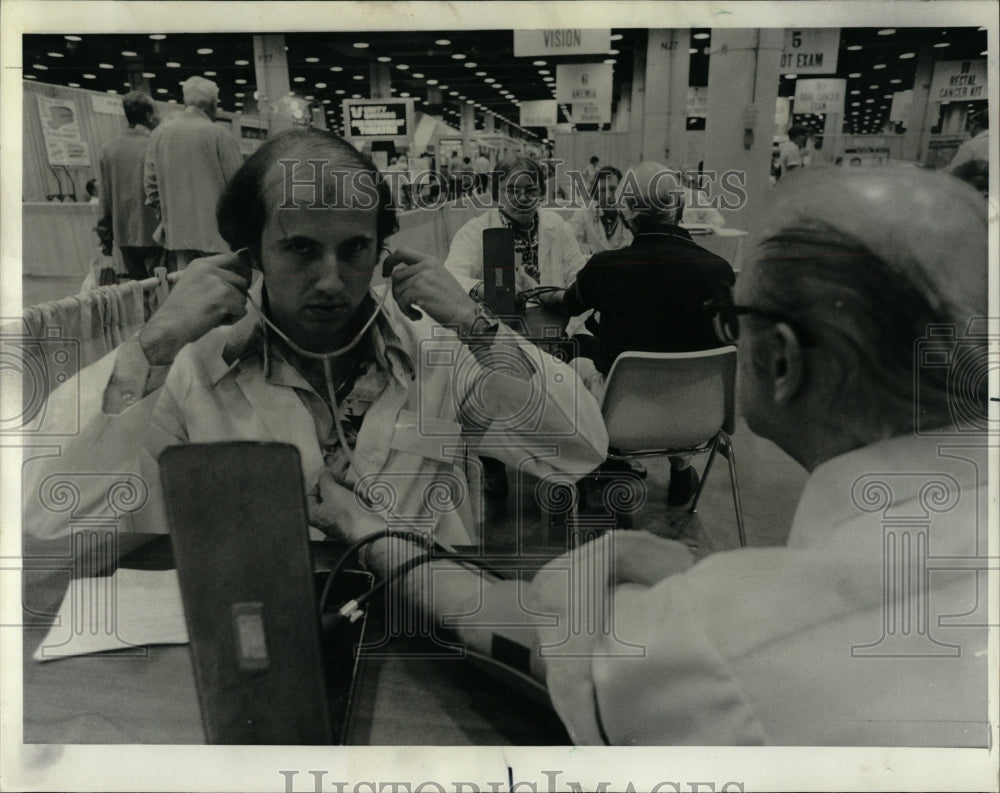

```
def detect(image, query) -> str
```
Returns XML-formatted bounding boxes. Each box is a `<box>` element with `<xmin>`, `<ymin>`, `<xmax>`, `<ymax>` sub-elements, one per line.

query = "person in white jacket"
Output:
<box><xmin>23</xmin><ymin>129</ymin><xmax>608</xmax><ymax>558</ymax></box>
<box><xmin>443</xmin><ymin>155</ymin><xmax>589</xmax><ymax>302</ymax></box>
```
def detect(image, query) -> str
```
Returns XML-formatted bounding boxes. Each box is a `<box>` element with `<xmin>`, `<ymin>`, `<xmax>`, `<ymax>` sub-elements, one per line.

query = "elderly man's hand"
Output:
<box><xmin>384</xmin><ymin>248</ymin><xmax>479</xmax><ymax>332</ymax></box>
<box><xmin>137</xmin><ymin>252</ymin><xmax>251</xmax><ymax>366</ymax></box>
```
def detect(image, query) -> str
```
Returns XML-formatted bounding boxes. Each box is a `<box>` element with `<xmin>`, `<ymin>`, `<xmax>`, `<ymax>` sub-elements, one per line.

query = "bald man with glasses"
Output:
<box><xmin>523</xmin><ymin>166</ymin><xmax>990</xmax><ymax>746</ymax></box>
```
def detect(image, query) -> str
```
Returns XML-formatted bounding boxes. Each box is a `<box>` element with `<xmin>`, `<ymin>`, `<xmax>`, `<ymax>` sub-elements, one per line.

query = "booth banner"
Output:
<box><xmin>572</xmin><ymin>103</ymin><xmax>611</xmax><ymax>124</ymax></box>
<box><xmin>929</xmin><ymin>59</ymin><xmax>987</xmax><ymax>102</ymax></box>
<box><xmin>514</xmin><ymin>29</ymin><xmax>610</xmax><ymax>57</ymax></box>
<box><xmin>520</xmin><ymin>100</ymin><xmax>558</xmax><ymax>127</ymax></box>
<box><xmin>889</xmin><ymin>90</ymin><xmax>914</xmax><ymax>123</ymax></box>
<box><xmin>37</xmin><ymin>96</ymin><xmax>90</xmax><ymax>167</ymax></box>
<box><xmin>90</xmin><ymin>94</ymin><xmax>126</xmax><ymax>116</ymax></box>
<box><xmin>686</xmin><ymin>87</ymin><xmax>709</xmax><ymax>118</ymax></box>
<box><xmin>556</xmin><ymin>63</ymin><xmax>613</xmax><ymax>105</ymax></box>
<box><xmin>780</xmin><ymin>28</ymin><xmax>840</xmax><ymax>74</ymax></box>
<box><xmin>793</xmin><ymin>78</ymin><xmax>846</xmax><ymax>115</ymax></box>
<box><xmin>343</xmin><ymin>98</ymin><xmax>414</xmax><ymax>140</ymax></box>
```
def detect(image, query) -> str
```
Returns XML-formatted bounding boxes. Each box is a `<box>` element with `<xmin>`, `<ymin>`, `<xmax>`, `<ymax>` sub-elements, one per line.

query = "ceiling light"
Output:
<box><xmin>849</xmin><ymin>72</ymin><xmax>861</xmax><ymax>78</ymax></box>
<box><xmin>47</xmin><ymin>51</ymin><xmax>64</xmax><ymax>58</ymax></box>
<box><xmin>883</xmin><ymin>93</ymin><xmax>893</xmax><ymax>99</ymax></box>
<box><xmin>197</xmin><ymin>48</ymin><xmax>213</xmax><ymax>55</ymax></box>
<box><xmin>890</xmin><ymin>78</ymin><xmax>902</xmax><ymax>84</ymax></box>
<box><xmin>611</xmin><ymin>33</ymin><xmax>623</xmax><ymax>41</ymax></box>
<box><xmin>484</xmin><ymin>77</ymin><xmax>495</xmax><ymax>83</ymax></box>
<box><xmin>235</xmin><ymin>59</ymin><xmax>249</xmax><ymax>66</ymax></box>
<box><xmin>538</xmin><ymin>69</ymin><xmax>550</xmax><ymax>75</ymax></box>
<box><xmin>435</xmin><ymin>38</ymin><xmax>451</xmax><ymax>46</ymax></box>
<box><xmin>466</xmin><ymin>99</ymin><xmax>474</xmax><ymax>104</ymax></box>
<box><xmin>932</xmin><ymin>41</ymin><xmax>950</xmax><ymax>49</ymax></box>
<box><xmin>865</xmin><ymin>98</ymin><xmax>875</xmax><ymax>103</ymax></box>
<box><xmin>400</xmin><ymin>92</ymin><xmax>410</xmax><ymax>97</ymax></box>
<box><xmin>464</xmin><ymin>62</ymin><xmax>477</xmax><ymax>69</ymax></box>
<box><xmin>451</xmin><ymin>53</ymin><xmax>466</xmax><ymax>60</ymax></box>
<box><xmin>121</xmin><ymin>50</ymin><xmax>137</xmax><ymax>57</ymax></box>
<box><xmin>204</xmin><ymin>71</ymin><xmax>217</xmax><ymax>76</ymax></box>
<box><xmin>847</xmin><ymin>45</ymin><xmax>862</xmax><ymax>51</ymax></box>
<box><xmin>335</xmin><ymin>89</ymin><xmax>345</xmax><ymax>95</ymax></box>
<box><xmin>142</xmin><ymin>71</ymin><xmax>155</xmax><ymax>78</ymax></box>
<box><xmin>543</xmin><ymin>76</ymin><xmax>554</xmax><ymax>82</ymax></box>
<box><xmin>235</xmin><ymin>101</ymin><xmax>244</xmax><ymax>107</ymax></box>
<box><xmin>494</xmin><ymin>84</ymin><xmax>503</xmax><ymax>89</ymax></box>
<box><xmin>98</xmin><ymin>62</ymin><xmax>113</xmax><ymax>69</ymax></box>
<box><xmin>532</xmin><ymin>60</ymin><xmax>547</xmax><ymax>67</ymax></box>
<box><xmin>873</xmin><ymin>63</ymin><xmax>886</xmax><ymax>70</ymax></box>
<box><xmin>693</xmin><ymin>32</ymin><xmax>710</xmax><ymax>40</ymax></box>
<box><xmin>68</xmin><ymin>82</ymin><xmax>80</xmax><ymax>87</ymax></box>
<box><xmin>351</xmin><ymin>93</ymin><xmax>361</xmax><ymax>98</ymax></box>
<box><xmin>449</xmin><ymin>90</ymin><xmax>459</xmax><ymax>96</ymax></box>
<box><xmin>427</xmin><ymin>79</ymin><xmax>440</xmax><ymax>86</ymax></box>
<box><xmin>868</xmin><ymin>84</ymin><xmax>878</xmax><ymax>89</ymax></box>
<box><xmin>305</xmin><ymin>95</ymin><xmax>314</xmax><ymax>100</ymax></box>
<box><xmin>235</xmin><ymin>92</ymin><xmax>245</xmax><ymax>97</ymax></box>
<box><xmin>689</xmin><ymin>48</ymin><xmax>698</xmax><ymax>54</ymax></box>
<box><xmin>439</xmin><ymin>84</ymin><xmax>449</xmax><ymax>90</ymax></box>
<box><xmin>785</xmin><ymin>73</ymin><xmax>798</xmax><ymax>79</ymax></box>
<box><xmin>604</xmin><ymin>59</ymin><xmax>616</xmax><ymax>65</ymax></box>
<box><xmin>353</xmin><ymin>42</ymin><xmax>369</xmax><ymax>49</ymax></box>
<box><xmin>83</xmin><ymin>73</ymin><xmax>96</xmax><ymax>79</ymax></box>
<box><xmin>377</xmin><ymin>56</ymin><xmax>391</xmax><ymax>63</ymax></box>
<box><xmin>65</xmin><ymin>35</ymin><xmax>82</xmax><ymax>41</ymax></box>
<box><xmin>608</xmin><ymin>49</ymin><xmax>620</xmax><ymax>55</ymax></box>
<box><xmin>851</xmin><ymin>101</ymin><xmax>860</xmax><ymax>107</ymax></box>
<box><xmin>166</xmin><ymin>61</ymin><xmax>180</xmax><ymax>68</ymax></box>
<box><xmin>396</xmin><ymin>64</ymin><xmax>409</xmax><ymax>71</ymax></box>
<box><xmin>33</xmin><ymin>63</ymin><xmax>48</xmax><ymax>70</ymax></box>
<box><xmin>235</xmin><ymin>78</ymin><xmax>247</xmax><ymax>84</ymax></box>
<box><xmin>293</xmin><ymin>76</ymin><xmax>306</xmax><ymax>83</ymax></box>
<box><xmin>899</xmin><ymin>52</ymin><xmax>915</xmax><ymax>59</ymax></box>
<box><xmin>106</xmin><ymin>89</ymin><xmax>117</xmax><ymax>94</ymax></box>
<box><xmin>353</xmin><ymin>74</ymin><xmax>365</xmax><ymax>81</ymax></box>
<box><xmin>412</xmin><ymin>72</ymin><xmax>424</xmax><ymax>78</ymax></box>
<box><xmin>877</xmin><ymin>28</ymin><xmax>895</xmax><ymax>36</ymax></box>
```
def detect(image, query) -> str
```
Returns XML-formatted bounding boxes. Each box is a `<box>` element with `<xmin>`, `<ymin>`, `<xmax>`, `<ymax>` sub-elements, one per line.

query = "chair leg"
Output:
<box><xmin>720</xmin><ymin>433</ymin><xmax>747</xmax><ymax>547</ymax></box>
<box><xmin>689</xmin><ymin>435</ymin><xmax>720</xmax><ymax>514</ymax></box>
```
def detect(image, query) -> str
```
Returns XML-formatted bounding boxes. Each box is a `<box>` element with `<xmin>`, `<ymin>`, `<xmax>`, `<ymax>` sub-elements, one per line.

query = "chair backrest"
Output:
<box><xmin>601</xmin><ymin>347</ymin><xmax>737</xmax><ymax>454</ymax></box>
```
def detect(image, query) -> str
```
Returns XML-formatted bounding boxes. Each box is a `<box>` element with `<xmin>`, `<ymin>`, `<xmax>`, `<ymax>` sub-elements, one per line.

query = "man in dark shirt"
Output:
<box><xmin>546</xmin><ymin>161</ymin><xmax>735</xmax><ymax>504</ymax></box>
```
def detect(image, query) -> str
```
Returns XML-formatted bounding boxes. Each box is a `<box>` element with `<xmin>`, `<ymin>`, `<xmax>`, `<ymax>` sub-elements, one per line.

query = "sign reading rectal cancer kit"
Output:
<box><xmin>556</xmin><ymin>63</ymin><xmax>613</xmax><ymax>105</ymax></box>
<box><xmin>793</xmin><ymin>78</ymin><xmax>846</xmax><ymax>115</ymax></box>
<box><xmin>781</xmin><ymin>29</ymin><xmax>840</xmax><ymax>74</ymax></box>
<box><xmin>513</xmin><ymin>29</ymin><xmax>610</xmax><ymax>57</ymax></box>
<box><xmin>929</xmin><ymin>60</ymin><xmax>987</xmax><ymax>102</ymax></box>
<box><xmin>342</xmin><ymin>98</ymin><xmax>414</xmax><ymax>140</ymax></box>
<box><xmin>519</xmin><ymin>100</ymin><xmax>557</xmax><ymax>127</ymax></box>
<box><xmin>36</xmin><ymin>96</ymin><xmax>90</xmax><ymax>167</ymax></box>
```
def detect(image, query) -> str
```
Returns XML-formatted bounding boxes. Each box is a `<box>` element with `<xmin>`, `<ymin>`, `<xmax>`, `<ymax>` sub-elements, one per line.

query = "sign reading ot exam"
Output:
<box><xmin>513</xmin><ymin>29</ymin><xmax>610</xmax><ymax>57</ymax></box>
<box><xmin>343</xmin><ymin>99</ymin><xmax>414</xmax><ymax>140</ymax></box>
<box><xmin>781</xmin><ymin>29</ymin><xmax>840</xmax><ymax>74</ymax></box>
<box><xmin>929</xmin><ymin>60</ymin><xmax>987</xmax><ymax>102</ymax></box>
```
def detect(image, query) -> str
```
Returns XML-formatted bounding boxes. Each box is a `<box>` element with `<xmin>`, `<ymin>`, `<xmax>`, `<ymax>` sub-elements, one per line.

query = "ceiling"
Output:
<box><xmin>23</xmin><ymin>26</ymin><xmax>988</xmax><ymax>139</ymax></box>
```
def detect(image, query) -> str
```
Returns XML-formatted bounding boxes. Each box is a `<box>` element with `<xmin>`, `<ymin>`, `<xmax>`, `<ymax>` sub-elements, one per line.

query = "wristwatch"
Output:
<box><xmin>463</xmin><ymin>303</ymin><xmax>501</xmax><ymax>342</ymax></box>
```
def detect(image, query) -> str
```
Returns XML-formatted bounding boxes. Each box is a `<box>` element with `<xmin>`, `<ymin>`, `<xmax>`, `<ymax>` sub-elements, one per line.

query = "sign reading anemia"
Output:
<box><xmin>556</xmin><ymin>63</ymin><xmax>613</xmax><ymax>105</ymax></box>
<box><xmin>929</xmin><ymin>60</ymin><xmax>987</xmax><ymax>102</ymax></box>
<box><xmin>342</xmin><ymin>99</ymin><xmax>414</xmax><ymax>140</ymax></box>
<box><xmin>780</xmin><ymin>29</ymin><xmax>840</xmax><ymax>74</ymax></box>
<box><xmin>513</xmin><ymin>29</ymin><xmax>610</xmax><ymax>57</ymax></box>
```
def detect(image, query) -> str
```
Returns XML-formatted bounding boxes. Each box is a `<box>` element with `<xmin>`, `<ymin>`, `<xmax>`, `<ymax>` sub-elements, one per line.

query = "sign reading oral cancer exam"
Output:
<box><xmin>519</xmin><ymin>100</ymin><xmax>558</xmax><ymax>127</ymax></box>
<box><xmin>513</xmin><ymin>29</ymin><xmax>610</xmax><ymax>57</ymax></box>
<box><xmin>342</xmin><ymin>98</ymin><xmax>414</xmax><ymax>141</ymax></box>
<box><xmin>793</xmin><ymin>78</ymin><xmax>846</xmax><ymax>115</ymax></box>
<box><xmin>781</xmin><ymin>28</ymin><xmax>840</xmax><ymax>74</ymax></box>
<box><xmin>929</xmin><ymin>59</ymin><xmax>988</xmax><ymax>102</ymax></box>
<box><xmin>556</xmin><ymin>63</ymin><xmax>613</xmax><ymax>106</ymax></box>
<box><xmin>573</xmin><ymin>103</ymin><xmax>611</xmax><ymax>124</ymax></box>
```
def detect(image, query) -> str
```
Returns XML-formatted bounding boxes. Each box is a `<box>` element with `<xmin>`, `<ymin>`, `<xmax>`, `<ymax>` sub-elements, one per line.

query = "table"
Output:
<box><xmin>21</xmin><ymin>536</ymin><xmax>570</xmax><ymax>745</ymax></box>
<box><xmin>689</xmin><ymin>227</ymin><xmax>749</xmax><ymax>272</ymax></box>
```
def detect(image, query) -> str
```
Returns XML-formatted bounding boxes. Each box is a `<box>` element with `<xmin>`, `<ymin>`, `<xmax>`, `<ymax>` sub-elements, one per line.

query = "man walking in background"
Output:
<box><xmin>95</xmin><ymin>91</ymin><xmax>161</xmax><ymax>281</ymax></box>
<box><xmin>144</xmin><ymin>76</ymin><xmax>243</xmax><ymax>272</ymax></box>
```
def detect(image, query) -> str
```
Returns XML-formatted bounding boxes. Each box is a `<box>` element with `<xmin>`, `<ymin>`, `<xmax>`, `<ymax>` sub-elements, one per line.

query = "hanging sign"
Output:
<box><xmin>781</xmin><ymin>29</ymin><xmax>840</xmax><ymax>74</ymax></box>
<box><xmin>556</xmin><ymin>63</ymin><xmax>613</xmax><ymax>105</ymax></box>
<box><xmin>514</xmin><ymin>29</ymin><xmax>610</xmax><ymax>57</ymax></box>
<box><xmin>520</xmin><ymin>100</ymin><xmax>558</xmax><ymax>127</ymax></box>
<box><xmin>573</xmin><ymin>103</ymin><xmax>611</xmax><ymax>124</ymax></box>
<box><xmin>793</xmin><ymin>78</ymin><xmax>846</xmax><ymax>115</ymax></box>
<box><xmin>686</xmin><ymin>87</ymin><xmax>709</xmax><ymax>118</ymax></box>
<box><xmin>342</xmin><ymin>98</ymin><xmax>414</xmax><ymax>140</ymax></box>
<box><xmin>929</xmin><ymin>60</ymin><xmax>987</xmax><ymax>102</ymax></box>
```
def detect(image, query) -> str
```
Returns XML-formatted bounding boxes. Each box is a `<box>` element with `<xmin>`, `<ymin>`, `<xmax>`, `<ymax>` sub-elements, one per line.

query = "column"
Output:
<box><xmin>901</xmin><ymin>45</ymin><xmax>935</xmax><ymax>162</ymax></box>
<box><xmin>643</xmin><ymin>29</ymin><xmax>691</xmax><ymax>165</ymax></box>
<box><xmin>370</xmin><ymin>61</ymin><xmax>390</xmax><ymax>100</ymax></box>
<box><xmin>461</xmin><ymin>103</ymin><xmax>475</xmax><ymax>159</ymax></box>
<box><xmin>703</xmin><ymin>28</ymin><xmax>783</xmax><ymax>236</ymax></box>
<box><xmin>253</xmin><ymin>34</ymin><xmax>292</xmax><ymax>136</ymax></box>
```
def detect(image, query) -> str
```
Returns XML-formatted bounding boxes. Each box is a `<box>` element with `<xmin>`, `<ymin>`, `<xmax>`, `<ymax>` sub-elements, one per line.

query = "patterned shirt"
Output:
<box><xmin>500</xmin><ymin>211</ymin><xmax>541</xmax><ymax>282</ymax></box>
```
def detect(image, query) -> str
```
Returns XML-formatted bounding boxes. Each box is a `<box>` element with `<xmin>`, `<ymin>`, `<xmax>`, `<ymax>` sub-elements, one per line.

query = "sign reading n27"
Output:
<box><xmin>781</xmin><ymin>29</ymin><xmax>840</xmax><ymax>74</ymax></box>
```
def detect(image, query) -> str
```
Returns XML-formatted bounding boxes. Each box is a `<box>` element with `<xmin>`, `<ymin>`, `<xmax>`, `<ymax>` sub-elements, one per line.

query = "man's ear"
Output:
<box><xmin>770</xmin><ymin>322</ymin><xmax>805</xmax><ymax>405</ymax></box>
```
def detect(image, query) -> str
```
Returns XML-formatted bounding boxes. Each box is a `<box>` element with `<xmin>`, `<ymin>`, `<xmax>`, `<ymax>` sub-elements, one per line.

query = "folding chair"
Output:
<box><xmin>600</xmin><ymin>347</ymin><xmax>746</xmax><ymax>547</ymax></box>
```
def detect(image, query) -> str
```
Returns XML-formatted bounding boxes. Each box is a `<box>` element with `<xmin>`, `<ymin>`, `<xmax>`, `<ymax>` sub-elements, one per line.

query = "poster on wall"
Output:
<box><xmin>36</xmin><ymin>96</ymin><xmax>90</xmax><ymax>167</ymax></box>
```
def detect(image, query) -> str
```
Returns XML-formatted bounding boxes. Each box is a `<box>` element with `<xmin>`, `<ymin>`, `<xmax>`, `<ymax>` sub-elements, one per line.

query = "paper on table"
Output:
<box><xmin>33</xmin><ymin>568</ymin><xmax>189</xmax><ymax>662</ymax></box>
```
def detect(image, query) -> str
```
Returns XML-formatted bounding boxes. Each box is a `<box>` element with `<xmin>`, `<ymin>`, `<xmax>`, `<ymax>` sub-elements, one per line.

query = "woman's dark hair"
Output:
<box><xmin>216</xmin><ymin>128</ymin><xmax>398</xmax><ymax>261</ymax></box>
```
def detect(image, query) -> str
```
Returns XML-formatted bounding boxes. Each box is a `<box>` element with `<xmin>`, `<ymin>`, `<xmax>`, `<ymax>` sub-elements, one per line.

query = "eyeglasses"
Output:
<box><xmin>505</xmin><ymin>185</ymin><xmax>543</xmax><ymax>200</ymax></box>
<box><xmin>702</xmin><ymin>297</ymin><xmax>817</xmax><ymax>346</ymax></box>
